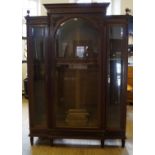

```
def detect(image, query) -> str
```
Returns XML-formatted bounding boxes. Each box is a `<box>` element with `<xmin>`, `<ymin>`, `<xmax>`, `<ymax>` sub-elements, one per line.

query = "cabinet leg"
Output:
<box><xmin>121</xmin><ymin>139</ymin><xmax>125</xmax><ymax>148</ymax></box>
<box><xmin>101</xmin><ymin>139</ymin><xmax>105</xmax><ymax>148</ymax></box>
<box><xmin>30</xmin><ymin>137</ymin><xmax>34</xmax><ymax>146</ymax></box>
<box><xmin>49</xmin><ymin>138</ymin><xmax>54</xmax><ymax>146</ymax></box>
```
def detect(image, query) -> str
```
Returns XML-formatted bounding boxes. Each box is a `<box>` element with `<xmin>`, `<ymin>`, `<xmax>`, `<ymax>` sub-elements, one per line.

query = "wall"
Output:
<box><xmin>111</xmin><ymin>0</ymin><xmax>121</xmax><ymax>15</ymax></box>
<box><xmin>22</xmin><ymin>63</ymin><xmax>27</xmax><ymax>93</ymax></box>
<box><xmin>121</xmin><ymin>0</ymin><xmax>133</xmax><ymax>15</ymax></box>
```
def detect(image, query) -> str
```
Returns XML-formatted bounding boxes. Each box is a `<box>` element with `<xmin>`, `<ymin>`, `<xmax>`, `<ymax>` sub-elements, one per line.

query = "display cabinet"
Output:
<box><xmin>26</xmin><ymin>3</ymin><xmax>128</xmax><ymax>147</ymax></box>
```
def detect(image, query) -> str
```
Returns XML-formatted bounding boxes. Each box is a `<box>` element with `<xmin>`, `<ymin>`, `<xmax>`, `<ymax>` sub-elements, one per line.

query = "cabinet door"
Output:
<box><xmin>106</xmin><ymin>17</ymin><xmax>128</xmax><ymax>130</ymax></box>
<box><xmin>27</xmin><ymin>23</ymin><xmax>48</xmax><ymax>128</ymax></box>
<box><xmin>53</xmin><ymin>18</ymin><xmax>102</xmax><ymax>129</ymax></box>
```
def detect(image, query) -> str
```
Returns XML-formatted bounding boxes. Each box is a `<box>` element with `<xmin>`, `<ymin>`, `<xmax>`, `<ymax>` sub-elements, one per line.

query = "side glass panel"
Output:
<box><xmin>106</xmin><ymin>25</ymin><xmax>125</xmax><ymax>129</ymax></box>
<box><xmin>31</xmin><ymin>26</ymin><xmax>47</xmax><ymax>128</ymax></box>
<box><xmin>55</xmin><ymin>18</ymin><xmax>101</xmax><ymax>128</ymax></box>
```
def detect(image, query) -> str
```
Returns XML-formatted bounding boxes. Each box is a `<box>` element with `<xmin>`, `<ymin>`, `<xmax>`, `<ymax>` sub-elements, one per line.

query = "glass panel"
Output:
<box><xmin>106</xmin><ymin>25</ymin><xmax>124</xmax><ymax>129</ymax></box>
<box><xmin>31</xmin><ymin>26</ymin><xmax>47</xmax><ymax>128</ymax></box>
<box><xmin>56</xmin><ymin>18</ymin><xmax>99</xmax><ymax>59</ymax></box>
<box><xmin>55</xmin><ymin>18</ymin><xmax>100</xmax><ymax>128</ymax></box>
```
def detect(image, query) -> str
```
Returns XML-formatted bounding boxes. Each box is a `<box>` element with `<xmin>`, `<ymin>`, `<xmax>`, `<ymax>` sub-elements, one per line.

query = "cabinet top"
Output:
<box><xmin>43</xmin><ymin>3</ymin><xmax>110</xmax><ymax>15</ymax></box>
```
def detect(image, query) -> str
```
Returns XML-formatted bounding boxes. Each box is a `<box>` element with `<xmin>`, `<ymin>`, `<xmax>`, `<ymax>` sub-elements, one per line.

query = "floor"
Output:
<box><xmin>22</xmin><ymin>97</ymin><xmax>133</xmax><ymax>155</ymax></box>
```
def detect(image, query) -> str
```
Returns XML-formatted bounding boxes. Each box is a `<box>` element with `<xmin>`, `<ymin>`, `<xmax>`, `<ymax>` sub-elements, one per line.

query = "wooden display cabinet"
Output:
<box><xmin>26</xmin><ymin>3</ymin><xmax>128</xmax><ymax>147</ymax></box>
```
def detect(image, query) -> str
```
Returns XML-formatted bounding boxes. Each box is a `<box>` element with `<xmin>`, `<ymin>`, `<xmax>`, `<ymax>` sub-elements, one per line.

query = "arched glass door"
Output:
<box><xmin>54</xmin><ymin>18</ymin><xmax>101</xmax><ymax>128</ymax></box>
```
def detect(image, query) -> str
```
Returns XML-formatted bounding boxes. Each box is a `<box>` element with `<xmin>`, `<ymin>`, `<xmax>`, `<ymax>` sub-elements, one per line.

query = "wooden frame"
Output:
<box><xmin>26</xmin><ymin>3</ymin><xmax>128</xmax><ymax>147</ymax></box>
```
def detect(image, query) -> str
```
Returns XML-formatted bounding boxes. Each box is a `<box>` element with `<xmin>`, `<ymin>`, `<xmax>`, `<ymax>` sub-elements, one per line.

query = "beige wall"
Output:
<box><xmin>121</xmin><ymin>0</ymin><xmax>133</xmax><ymax>15</ymax></box>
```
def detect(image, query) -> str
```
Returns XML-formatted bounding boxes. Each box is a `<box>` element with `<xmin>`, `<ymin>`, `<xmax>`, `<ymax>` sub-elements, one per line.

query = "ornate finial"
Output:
<box><xmin>125</xmin><ymin>8</ymin><xmax>131</xmax><ymax>15</ymax></box>
<box><xmin>27</xmin><ymin>10</ymin><xmax>30</xmax><ymax>16</ymax></box>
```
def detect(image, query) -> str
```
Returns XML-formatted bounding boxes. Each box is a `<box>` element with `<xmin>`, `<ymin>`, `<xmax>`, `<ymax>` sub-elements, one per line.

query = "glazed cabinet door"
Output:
<box><xmin>105</xmin><ymin>17</ymin><xmax>128</xmax><ymax>131</ymax></box>
<box><xmin>51</xmin><ymin>17</ymin><xmax>104</xmax><ymax>129</ymax></box>
<box><xmin>27</xmin><ymin>17</ymin><xmax>48</xmax><ymax>129</ymax></box>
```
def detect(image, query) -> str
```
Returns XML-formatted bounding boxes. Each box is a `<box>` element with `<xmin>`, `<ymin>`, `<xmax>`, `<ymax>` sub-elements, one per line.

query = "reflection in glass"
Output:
<box><xmin>54</xmin><ymin>18</ymin><xmax>101</xmax><ymax>128</ymax></box>
<box><xmin>56</xmin><ymin>18</ymin><xmax>100</xmax><ymax>59</ymax></box>
<box><xmin>76</xmin><ymin>46</ymin><xmax>86</xmax><ymax>58</ymax></box>
<box><xmin>116</xmin><ymin>62</ymin><xmax>121</xmax><ymax>86</ymax></box>
<box><xmin>106</xmin><ymin>25</ymin><xmax>124</xmax><ymax>129</ymax></box>
<box><xmin>31</xmin><ymin>26</ymin><xmax>47</xmax><ymax>127</ymax></box>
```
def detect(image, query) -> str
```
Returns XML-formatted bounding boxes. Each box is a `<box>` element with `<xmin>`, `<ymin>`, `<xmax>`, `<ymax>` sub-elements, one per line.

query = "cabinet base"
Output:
<box><xmin>101</xmin><ymin>139</ymin><xmax>105</xmax><ymax>147</ymax></box>
<box><xmin>29</xmin><ymin>136</ymin><xmax>125</xmax><ymax>147</ymax></box>
<box><xmin>121</xmin><ymin>139</ymin><xmax>125</xmax><ymax>148</ymax></box>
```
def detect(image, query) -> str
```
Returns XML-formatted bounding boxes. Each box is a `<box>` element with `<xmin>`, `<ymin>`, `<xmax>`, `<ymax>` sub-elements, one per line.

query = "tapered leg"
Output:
<box><xmin>121</xmin><ymin>139</ymin><xmax>125</xmax><ymax>148</ymax></box>
<box><xmin>30</xmin><ymin>137</ymin><xmax>34</xmax><ymax>146</ymax></box>
<box><xmin>101</xmin><ymin>139</ymin><xmax>105</xmax><ymax>148</ymax></box>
